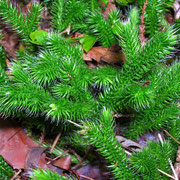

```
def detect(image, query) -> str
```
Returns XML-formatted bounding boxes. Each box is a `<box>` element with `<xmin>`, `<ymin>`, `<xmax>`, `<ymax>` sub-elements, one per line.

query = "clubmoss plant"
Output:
<box><xmin>0</xmin><ymin>0</ymin><xmax>179</xmax><ymax>179</ymax></box>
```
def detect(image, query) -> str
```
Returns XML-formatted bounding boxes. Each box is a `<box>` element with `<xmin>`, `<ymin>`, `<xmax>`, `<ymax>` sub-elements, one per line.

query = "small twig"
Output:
<box><xmin>69</xmin><ymin>149</ymin><xmax>81</xmax><ymax>162</ymax></box>
<box><xmin>113</xmin><ymin>113</ymin><xmax>135</xmax><ymax>118</ymax></box>
<box><xmin>47</xmin><ymin>150</ymin><xmax>69</xmax><ymax>164</ymax></box>
<box><xmin>66</xmin><ymin>120</ymin><xmax>83</xmax><ymax>128</ymax></box>
<box><xmin>163</xmin><ymin>130</ymin><xmax>180</xmax><ymax>145</ymax></box>
<box><xmin>58</xmin><ymin>24</ymin><xmax>71</xmax><ymax>36</ymax></box>
<box><xmin>169</xmin><ymin>158</ymin><xmax>178</xmax><ymax>180</ymax></box>
<box><xmin>78</xmin><ymin>174</ymin><xmax>95</xmax><ymax>180</ymax></box>
<box><xmin>158</xmin><ymin>133</ymin><xmax>164</xmax><ymax>145</ymax></box>
<box><xmin>45</xmin><ymin>156</ymin><xmax>53</xmax><ymax>161</ymax></box>
<box><xmin>10</xmin><ymin>169</ymin><xmax>22</xmax><ymax>180</ymax></box>
<box><xmin>72</xmin><ymin>147</ymin><xmax>90</xmax><ymax>170</ymax></box>
<box><xmin>50</xmin><ymin>131</ymin><xmax>62</xmax><ymax>154</ymax></box>
<box><xmin>157</xmin><ymin>169</ymin><xmax>176</xmax><ymax>180</ymax></box>
<box><xmin>125</xmin><ymin>150</ymin><xmax>132</xmax><ymax>156</ymax></box>
<box><xmin>38</xmin><ymin>128</ymin><xmax>45</xmax><ymax>146</ymax></box>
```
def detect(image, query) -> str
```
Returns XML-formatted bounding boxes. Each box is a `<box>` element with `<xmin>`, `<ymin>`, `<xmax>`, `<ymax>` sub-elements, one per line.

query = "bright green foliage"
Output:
<box><xmin>0</xmin><ymin>0</ymin><xmax>42</xmax><ymax>41</ymax></box>
<box><xmin>131</xmin><ymin>141</ymin><xmax>174</xmax><ymax>180</ymax></box>
<box><xmin>0</xmin><ymin>1</ymin><xmax>179</xmax><ymax>179</ymax></box>
<box><xmin>121</xmin><ymin>84</ymin><xmax>155</xmax><ymax>111</ymax></box>
<box><xmin>101</xmin><ymin>8</ymin><xmax>177</xmax><ymax>114</ymax></box>
<box><xmin>31</xmin><ymin>168</ymin><xmax>72</xmax><ymax>180</ymax></box>
<box><xmin>0</xmin><ymin>64</ymin><xmax>8</xmax><ymax>85</ymax></box>
<box><xmin>51</xmin><ymin>0</ymin><xmax>90</xmax><ymax>32</ymax></box>
<box><xmin>81</xmin><ymin>109</ymin><xmax>137</xmax><ymax>179</ymax></box>
<box><xmin>126</xmin><ymin>63</ymin><xmax>180</xmax><ymax>139</ymax></box>
<box><xmin>51</xmin><ymin>0</ymin><xmax>64</xmax><ymax>31</ymax></box>
<box><xmin>138</xmin><ymin>0</ymin><xmax>174</xmax><ymax>37</ymax></box>
<box><xmin>0</xmin><ymin>156</ymin><xmax>13</xmax><ymax>180</ymax></box>
<box><xmin>88</xmin><ymin>10</ymin><xmax>117</xmax><ymax>47</ymax></box>
<box><xmin>51</xmin><ymin>0</ymin><xmax>116</xmax><ymax>47</ymax></box>
<box><xmin>113</xmin><ymin>8</ymin><xmax>177</xmax><ymax>80</ymax></box>
<box><xmin>0</xmin><ymin>46</ymin><xmax>6</xmax><ymax>70</ymax></box>
<box><xmin>0</xmin><ymin>30</ymin><xmax>99</xmax><ymax>126</ymax></box>
<box><xmin>0</xmin><ymin>32</ymin><xmax>6</xmax><ymax>69</ymax></box>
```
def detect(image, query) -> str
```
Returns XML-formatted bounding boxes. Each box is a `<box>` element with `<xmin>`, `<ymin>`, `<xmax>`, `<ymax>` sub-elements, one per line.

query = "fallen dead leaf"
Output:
<box><xmin>0</xmin><ymin>119</ymin><xmax>37</xmax><ymax>169</ymax></box>
<box><xmin>52</xmin><ymin>155</ymin><xmax>72</xmax><ymax>171</ymax></box>
<box><xmin>116</xmin><ymin>136</ymin><xmax>142</xmax><ymax>153</ymax></box>
<box><xmin>76</xmin><ymin>163</ymin><xmax>110</xmax><ymax>180</ymax></box>
<box><xmin>23</xmin><ymin>146</ymin><xmax>64</xmax><ymax>178</ymax></box>
<box><xmin>83</xmin><ymin>46</ymin><xmax>125</xmax><ymax>64</ymax></box>
<box><xmin>0</xmin><ymin>119</ymin><xmax>63</xmax><ymax>178</ymax></box>
<box><xmin>0</xmin><ymin>28</ymin><xmax>19</xmax><ymax>59</ymax></box>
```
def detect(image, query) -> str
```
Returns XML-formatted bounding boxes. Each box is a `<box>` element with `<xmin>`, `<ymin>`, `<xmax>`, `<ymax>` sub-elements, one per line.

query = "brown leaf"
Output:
<box><xmin>23</xmin><ymin>147</ymin><xmax>64</xmax><ymax>178</ymax></box>
<box><xmin>0</xmin><ymin>29</ymin><xmax>19</xmax><ymax>59</ymax></box>
<box><xmin>25</xmin><ymin>147</ymin><xmax>49</xmax><ymax>170</ymax></box>
<box><xmin>52</xmin><ymin>155</ymin><xmax>72</xmax><ymax>170</ymax></box>
<box><xmin>116</xmin><ymin>136</ymin><xmax>142</xmax><ymax>153</ymax></box>
<box><xmin>0</xmin><ymin>119</ymin><xmax>37</xmax><ymax>169</ymax></box>
<box><xmin>76</xmin><ymin>163</ymin><xmax>110</xmax><ymax>180</ymax></box>
<box><xmin>83</xmin><ymin>46</ymin><xmax>125</xmax><ymax>64</ymax></box>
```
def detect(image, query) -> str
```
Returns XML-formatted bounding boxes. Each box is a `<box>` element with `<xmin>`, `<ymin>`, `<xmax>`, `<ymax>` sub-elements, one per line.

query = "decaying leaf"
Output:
<box><xmin>116</xmin><ymin>136</ymin><xmax>141</xmax><ymax>153</ymax></box>
<box><xmin>83</xmin><ymin>46</ymin><xmax>125</xmax><ymax>64</ymax></box>
<box><xmin>23</xmin><ymin>147</ymin><xmax>64</xmax><ymax>178</ymax></box>
<box><xmin>0</xmin><ymin>120</ymin><xmax>37</xmax><ymax>169</ymax></box>
<box><xmin>76</xmin><ymin>163</ymin><xmax>110</xmax><ymax>180</ymax></box>
<box><xmin>52</xmin><ymin>155</ymin><xmax>72</xmax><ymax>171</ymax></box>
<box><xmin>0</xmin><ymin>28</ymin><xmax>19</xmax><ymax>59</ymax></box>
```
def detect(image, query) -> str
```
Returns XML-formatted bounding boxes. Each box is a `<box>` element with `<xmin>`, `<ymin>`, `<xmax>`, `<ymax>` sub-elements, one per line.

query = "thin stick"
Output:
<box><xmin>158</xmin><ymin>133</ymin><xmax>164</xmax><ymax>145</ymax></box>
<box><xmin>113</xmin><ymin>113</ymin><xmax>135</xmax><ymax>118</ymax></box>
<box><xmin>157</xmin><ymin>169</ymin><xmax>175</xmax><ymax>180</ymax></box>
<box><xmin>58</xmin><ymin>24</ymin><xmax>71</xmax><ymax>36</ymax></box>
<box><xmin>45</xmin><ymin>156</ymin><xmax>53</xmax><ymax>161</ymax></box>
<box><xmin>72</xmin><ymin>147</ymin><xmax>90</xmax><ymax>170</ymax></box>
<box><xmin>66</xmin><ymin>120</ymin><xmax>83</xmax><ymax>128</ymax></box>
<box><xmin>169</xmin><ymin>158</ymin><xmax>178</xmax><ymax>180</ymax></box>
<box><xmin>163</xmin><ymin>130</ymin><xmax>180</xmax><ymax>145</ymax></box>
<box><xmin>47</xmin><ymin>150</ymin><xmax>69</xmax><ymax>164</ymax></box>
<box><xmin>50</xmin><ymin>131</ymin><xmax>62</xmax><ymax>154</ymax></box>
<box><xmin>78</xmin><ymin>174</ymin><xmax>95</xmax><ymax>180</ymax></box>
<box><xmin>10</xmin><ymin>169</ymin><xmax>22</xmax><ymax>180</ymax></box>
<box><xmin>69</xmin><ymin>149</ymin><xmax>81</xmax><ymax>162</ymax></box>
<box><xmin>125</xmin><ymin>150</ymin><xmax>132</xmax><ymax>156</ymax></box>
